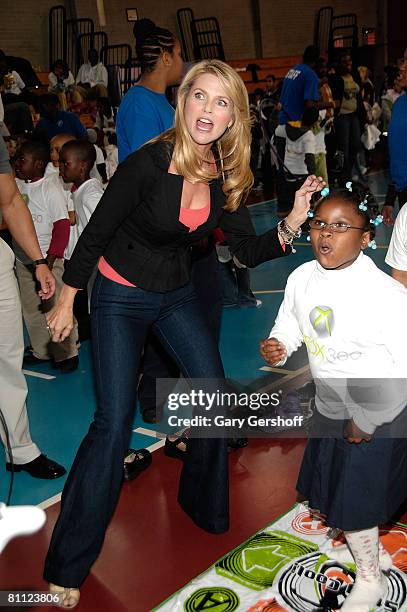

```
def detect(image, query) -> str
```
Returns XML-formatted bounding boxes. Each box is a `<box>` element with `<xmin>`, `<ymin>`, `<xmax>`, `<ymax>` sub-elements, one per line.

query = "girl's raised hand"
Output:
<box><xmin>286</xmin><ymin>176</ymin><xmax>326</xmax><ymax>230</ymax></box>
<box><xmin>260</xmin><ymin>337</ymin><xmax>287</xmax><ymax>366</ymax></box>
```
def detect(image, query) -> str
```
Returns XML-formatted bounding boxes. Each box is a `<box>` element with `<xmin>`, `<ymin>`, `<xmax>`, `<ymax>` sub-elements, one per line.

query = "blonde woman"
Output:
<box><xmin>44</xmin><ymin>59</ymin><xmax>323</xmax><ymax>606</ymax></box>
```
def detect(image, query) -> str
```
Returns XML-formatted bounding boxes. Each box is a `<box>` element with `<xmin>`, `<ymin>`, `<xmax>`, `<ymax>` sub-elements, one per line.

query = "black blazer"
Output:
<box><xmin>64</xmin><ymin>140</ymin><xmax>289</xmax><ymax>291</ymax></box>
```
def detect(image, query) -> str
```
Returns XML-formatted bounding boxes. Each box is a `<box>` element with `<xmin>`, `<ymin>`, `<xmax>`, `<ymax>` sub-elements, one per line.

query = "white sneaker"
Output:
<box><xmin>328</xmin><ymin>542</ymin><xmax>393</xmax><ymax>570</ymax></box>
<box><xmin>341</xmin><ymin>575</ymin><xmax>387</xmax><ymax>611</ymax></box>
<box><xmin>0</xmin><ymin>503</ymin><xmax>46</xmax><ymax>553</ymax></box>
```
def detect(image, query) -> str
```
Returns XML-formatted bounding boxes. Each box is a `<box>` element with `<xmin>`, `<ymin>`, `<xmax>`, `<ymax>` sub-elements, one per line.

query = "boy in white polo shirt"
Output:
<box><xmin>59</xmin><ymin>140</ymin><xmax>104</xmax><ymax>304</ymax></box>
<box><xmin>58</xmin><ymin>140</ymin><xmax>103</xmax><ymax>238</ymax></box>
<box><xmin>13</xmin><ymin>139</ymin><xmax>79</xmax><ymax>372</ymax></box>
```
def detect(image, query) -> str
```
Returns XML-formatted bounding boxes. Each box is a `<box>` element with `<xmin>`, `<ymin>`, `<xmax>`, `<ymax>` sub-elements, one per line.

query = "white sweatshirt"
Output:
<box><xmin>269</xmin><ymin>253</ymin><xmax>407</xmax><ymax>433</ymax></box>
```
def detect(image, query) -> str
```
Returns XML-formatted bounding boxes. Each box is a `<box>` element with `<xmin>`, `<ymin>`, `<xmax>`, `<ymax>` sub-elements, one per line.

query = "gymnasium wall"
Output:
<box><xmin>0</xmin><ymin>0</ymin><xmax>380</xmax><ymax>70</ymax></box>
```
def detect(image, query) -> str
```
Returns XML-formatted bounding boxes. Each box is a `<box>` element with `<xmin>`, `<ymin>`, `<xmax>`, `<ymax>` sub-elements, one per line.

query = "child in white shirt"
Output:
<box><xmin>105</xmin><ymin>132</ymin><xmax>118</xmax><ymax>181</ymax></box>
<box><xmin>59</xmin><ymin>140</ymin><xmax>104</xmax><ymax>305</ymax></box>
<box><xmin>13</xmin><ymin>140</ymin><xmax>79</xmax><ymax>372</ymax></box>
<box><xmin>261</xmin><ymin>182</ymin><xmax>407</xmax><ymax>611</ymax></box>
<box><xmin>275</xmin><ymin>107</ymin><xmax>318</xmax><ymax>213</ymax></box>
<box><xmin>47</xmin><ymin>133</ymin><xmax>79</xmax><ymax>260</ymax></box>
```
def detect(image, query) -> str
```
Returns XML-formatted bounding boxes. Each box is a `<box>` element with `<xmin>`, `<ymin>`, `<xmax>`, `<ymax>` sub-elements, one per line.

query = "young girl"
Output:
<box><xmin>260</xmin><ymin>183</ymin><xmax>407</xmax><ymax>611</ymax></box>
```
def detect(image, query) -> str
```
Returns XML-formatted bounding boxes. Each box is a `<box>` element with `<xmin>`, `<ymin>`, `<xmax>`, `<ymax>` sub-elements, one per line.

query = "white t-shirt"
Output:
<box><xmin>313</xmin><ymin>110</ymin><xmax>327</xmax><ymax>155</ymax></box>
<box><xmin>44</xmin><ymin>163</ymin><xmax>72</xmax><ymax>204</ymax></box>
<box><xmin>94</xmin><ymin>144</ymin><xmax>104</xmax><ymax>165</ymax></box>
<box><xmin>48</xmin><ymin>71</ymin><xmax>75</xmax><ymax>91</ymax></box>
<box><xmin>76</xmin><ymin>63</ymin><xmax>108</xmax><ymax>88</ymax></box>
<box><xmin>13</xmin><ymin>174</ymin><xmax>68</xmax><ymax>263</ymax></box>
<box><xmin>4</xmin><ymin>71</ymin><xmax>25</xmax><ymax>95</ymax></box>
<box><xmin>275</xmin><ymin>125</ymin><xmax>316</xmax><ymax>175</ymax></box>
<box><xmin>269</xmin><ymin>253</ymin><xmax>407</xmax><ymax>433</ymax></box>
<box><xmin>70</xmin><ymin>178</ymin><xmax>104</xmax><ymax>237</ymax></box>
<box><xmin>105</xmin><ymin>144</ymin><xmax>118</xmax><ymax>180</ymax></box>
<box><xmin>385</xmin><ymin>204</ymin><xmax>407</xmax><ymax>271</ymax></box>
<box><xmin>44</xmin><ymin>163</ymin><xmax>78</xmax><ymax>260</ymax></box>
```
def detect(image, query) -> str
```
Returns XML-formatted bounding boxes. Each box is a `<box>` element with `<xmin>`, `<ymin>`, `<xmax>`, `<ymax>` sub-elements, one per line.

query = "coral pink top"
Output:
<box><xmin>98</xmin><ymin>204</ymin><xmax>210</xmax><ymax>287</ymax></box>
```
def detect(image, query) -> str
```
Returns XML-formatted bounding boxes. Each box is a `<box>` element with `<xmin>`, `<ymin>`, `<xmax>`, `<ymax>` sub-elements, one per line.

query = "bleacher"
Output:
<box><xmin>227</xmin><ymin>56</ymin><xmax>302</xmax><ymax>93</ymax></box>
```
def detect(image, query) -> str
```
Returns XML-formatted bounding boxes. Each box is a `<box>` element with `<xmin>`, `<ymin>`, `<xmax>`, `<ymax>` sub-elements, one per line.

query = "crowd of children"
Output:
<box><xmin>0</xmin><ymin>46</ymin><xmax>120</xmax><ymax>374</ymax></box>
<box><xmin>249</xmin><ymin>45</ymin><xmax>407</xmax><ymax>218</ymax></box>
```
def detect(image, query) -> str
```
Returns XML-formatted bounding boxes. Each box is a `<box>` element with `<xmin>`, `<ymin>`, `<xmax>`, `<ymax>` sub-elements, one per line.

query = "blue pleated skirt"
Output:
<box><xmin>297</xmin><ymin>410</ymin><xmax>407</xmax><ymax>530</ymax></box>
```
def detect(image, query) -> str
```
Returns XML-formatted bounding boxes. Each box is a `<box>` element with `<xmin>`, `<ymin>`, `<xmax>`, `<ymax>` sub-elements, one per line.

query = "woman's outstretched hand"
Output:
<box><xmin>286</xmin><ymin>176</ymin><xmax>326</xmax><ymax>231</ymax></box>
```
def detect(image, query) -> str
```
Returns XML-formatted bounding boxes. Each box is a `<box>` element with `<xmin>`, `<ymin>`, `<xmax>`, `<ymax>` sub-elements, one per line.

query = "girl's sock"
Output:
<box><xmin>341</xmin><ymin>527</ymin><xmax>387</xmax><ymax>612</ymax></box>
<box><xmin>328</xmin><ymin>537</ymin><xmax>392</xmax><ymax>571</ymax></box>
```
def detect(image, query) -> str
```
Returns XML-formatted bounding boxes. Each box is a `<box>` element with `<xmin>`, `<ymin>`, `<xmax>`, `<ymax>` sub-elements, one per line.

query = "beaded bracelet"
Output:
<box><xmin>277</xmin><ymin>219</ymin><xmax>302</xmax><ymax>245</ymax></box>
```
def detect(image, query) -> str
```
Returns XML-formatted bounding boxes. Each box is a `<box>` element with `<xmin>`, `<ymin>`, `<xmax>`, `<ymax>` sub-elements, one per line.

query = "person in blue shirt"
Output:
<box><xmin>35</xmin><ymin>94</ymin><xmax>88</xmax><ymax>140</ymax></box>
<box><xmin>381</xmin><ymin>63</ymin><xmax>407</xmax><ymax>225</ymax></box>
<box><xmin>278</xmin><ymin>46</ymin><xmax>322</xmax><ymax>125</ymax></box>
<box><xmin>387</xmin><ymin>94</ymin><xmax>407</xmax><ymax>200</ymax></box>
<box><xmin>116</xmin><ymin>18</ymin><xmax>183</xmax><ymax>162</ymax></box>
<box><xmin>275</xmin><ymin>46</ymin><xmax>333</xmax><ymax>216</ymax></box>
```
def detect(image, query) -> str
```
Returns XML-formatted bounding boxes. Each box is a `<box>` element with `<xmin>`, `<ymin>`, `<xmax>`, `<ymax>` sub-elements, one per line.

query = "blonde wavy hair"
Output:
<box><xmin>155</xmin><ymin>59</ymin><xmax>253</xmax><ymax>212</ymax></box>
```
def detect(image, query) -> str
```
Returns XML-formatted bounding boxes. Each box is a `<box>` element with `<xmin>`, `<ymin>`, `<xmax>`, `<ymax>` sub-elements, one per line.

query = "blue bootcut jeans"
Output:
<box><xmin>44</xmin><ymin>273</ymin><xmax>229</xmax><ymax>587</ymax></box>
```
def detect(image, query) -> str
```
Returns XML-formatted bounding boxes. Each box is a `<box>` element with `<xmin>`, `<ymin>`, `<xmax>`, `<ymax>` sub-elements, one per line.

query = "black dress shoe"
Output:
<box><xmin>164</xmin><ymin>434</ymin><xmax>188</xmax><ymax>460</ymax></box>
<box><xmin>23</xmin><ymin>348</ymin><xmax>50</xmax><ymax>365</ymax></box>
<box><xmin>55</xmin><ymin>355</ymin><xmax>79</xmax><ymax>373</ymax></box>
<box><xmin>123</xmin><ymin>448</ymin><xmax>152</xmax><ymax>481</ymax></box>
<box><xmin>141</xmin><ymin>407</ymin><xmax>157</xmax><ymax>424</ymax></box>
<box><xmin>6</xmin><ymin>454</ymin><xmax>66</xmax><ymax>479</ymax></box>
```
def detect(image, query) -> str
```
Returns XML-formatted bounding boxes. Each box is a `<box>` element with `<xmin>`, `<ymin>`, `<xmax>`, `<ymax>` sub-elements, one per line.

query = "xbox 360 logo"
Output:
<box><xmin>184</xmin><ymin>587</ymin><xmax>239</xmax><ymax>612</ymax></box>
<box><xmin>309</xmin><ymin>306</ymin><xmax>334</xmax><ymax>337</ymax></box>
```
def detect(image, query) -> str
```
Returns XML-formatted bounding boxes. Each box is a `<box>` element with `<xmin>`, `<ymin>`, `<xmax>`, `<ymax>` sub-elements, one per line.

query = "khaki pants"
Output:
<box><xmin>71</xmin><ymin>84</ymin><xmax>108</xmax><ymax>104</ymax></box>
<box><xmin>16</xmin><ymin>258</ymin><xmax>78</xmax><ymax>362</ymax></box>
<box><xmin>0</xmin><ymin>238</ymin><xmax>40</xmax><ymax>463</ymax></box>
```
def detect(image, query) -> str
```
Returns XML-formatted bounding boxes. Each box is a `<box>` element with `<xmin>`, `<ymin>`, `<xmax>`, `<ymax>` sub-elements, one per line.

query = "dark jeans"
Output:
<box><xmin>335</xmin><ymin>112</ymin><xmax>362</xmax><ymax>183</ymax></box>
<box><xmin>274</xmin><ymin>134</ymin><xmax>292</xmax><ymax>214</ymax></box>
<box><xmin>44</xmin><ymin>273</ymin><xmax>228</xmax><ymax>587</ymax></box>
<box><xmin>138</xmin><ymin>247</ymin><xmax>223</xmax><ymax>413</ymax></box>
<box><xmin>218</xmin><ymin>260</ymin><xmax>258</xmax><ymax>307</ymax></box>
<box><xmin>385</xmin><ymin>184</ymin><xmax>407</xmax><ymax>211</ymax></box>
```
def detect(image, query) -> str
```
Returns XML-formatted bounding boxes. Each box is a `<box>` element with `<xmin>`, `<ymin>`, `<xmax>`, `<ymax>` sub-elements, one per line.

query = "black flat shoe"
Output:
<box><xmin>164</xmin><ymin>434</ymin><xmax>188</xmax><ymax>461</ymax></box>
<box><xmin>55</xmin><ymin>356</ymin><xmax>79</xmax><ymax>373</ymax></box>
<box><xmin>227</xmin><ymin>437</ymin><xmax>248</xmax><ymax>452</ymax></box>
<box><xmin>6</xmin><ymin>454</ymin><xmax>66</xmax><ymax>479</ymax></box>
<box><xmin>141</xmin><ymin>407</ymin><xmax>157</xmax><ymax>424</ymax></box>
<box><xmin>123</xmin><ymin>448</ymin><xmax>152</xmax><ymax>481</ymax></box>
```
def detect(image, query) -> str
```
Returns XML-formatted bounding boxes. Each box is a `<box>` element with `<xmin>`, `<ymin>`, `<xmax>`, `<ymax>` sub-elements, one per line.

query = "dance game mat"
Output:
<box><xmin>156</xmin><ymin>504</ymin><xmax>407</xmax><ymax>611</ymax></box>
